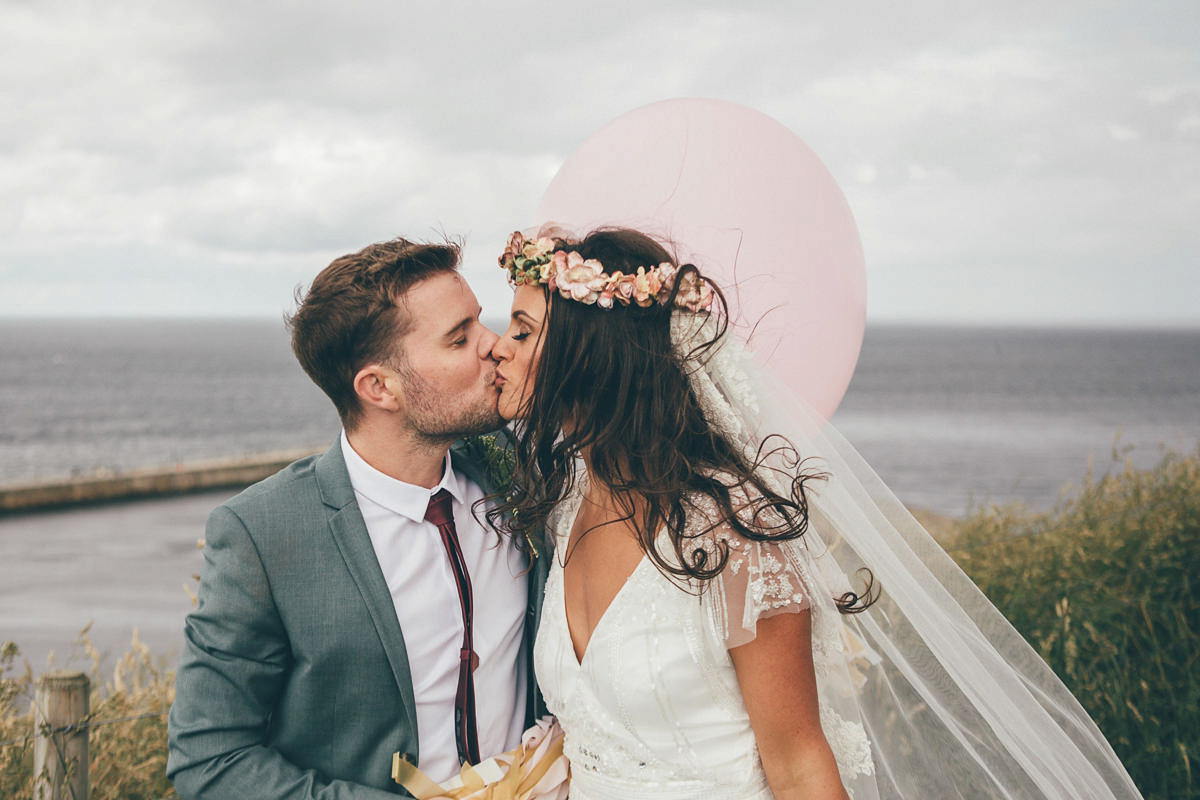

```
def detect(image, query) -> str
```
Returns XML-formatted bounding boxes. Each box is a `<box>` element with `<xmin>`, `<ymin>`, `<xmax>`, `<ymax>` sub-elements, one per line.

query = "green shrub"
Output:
<box><xmin>948</xmin><ymin>446</ymin><xmax>1200</xmax><ymax>800</ymax></box>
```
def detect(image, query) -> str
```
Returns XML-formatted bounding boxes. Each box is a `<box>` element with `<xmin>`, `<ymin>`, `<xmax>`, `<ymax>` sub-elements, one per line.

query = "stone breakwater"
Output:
<box><xmin>0</xmin><ymin>449</ymin><xmax>321</xmax><ymax>514</ymax></box>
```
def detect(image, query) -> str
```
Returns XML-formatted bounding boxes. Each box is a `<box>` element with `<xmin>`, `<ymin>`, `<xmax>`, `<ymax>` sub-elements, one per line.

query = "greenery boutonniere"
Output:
<box><xmin>462</xmin><ymin>433</ymin><xmax>516</xmax><ymax>490</ymax></box>
<box><xmin>460</xmin><ymin>433</ymin><xmax>541</xmax><ymax>558</ymax></box>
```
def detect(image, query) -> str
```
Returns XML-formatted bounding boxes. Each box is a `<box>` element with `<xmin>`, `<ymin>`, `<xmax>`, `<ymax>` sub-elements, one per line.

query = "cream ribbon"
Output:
<box><xmin>393</xmin><ymin>716</ymin><xmax>569</xmax><ymax>800</ymax></box>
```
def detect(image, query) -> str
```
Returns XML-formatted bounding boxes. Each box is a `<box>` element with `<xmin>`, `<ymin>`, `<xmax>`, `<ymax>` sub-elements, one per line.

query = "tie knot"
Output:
<box><xmin>424</xmin><ymin>488</ymin><xmax>455</xmax><ymax>528</ymax></box>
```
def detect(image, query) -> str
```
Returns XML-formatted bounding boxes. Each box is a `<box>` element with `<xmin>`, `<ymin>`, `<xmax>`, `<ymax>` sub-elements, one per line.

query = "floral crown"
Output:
<box><xmin>498</xmin><ymin>230</ymin><xmax>714</xmax><ymax>312</ymax></box>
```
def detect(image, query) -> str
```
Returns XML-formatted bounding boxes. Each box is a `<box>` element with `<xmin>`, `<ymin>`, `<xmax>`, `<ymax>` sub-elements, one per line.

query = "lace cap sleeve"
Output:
<box><xmin>686</xmin><ymin>489</ymin><xmax>813</xmax><ymax>650</ymax></box>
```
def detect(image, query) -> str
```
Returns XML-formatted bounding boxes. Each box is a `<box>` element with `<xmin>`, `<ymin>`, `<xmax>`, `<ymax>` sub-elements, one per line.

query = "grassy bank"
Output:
<box><xmin>947</xmin><ymin>446</ymin><xmax>1199</xmax><ymax>799</ymax></box>
<box><xmin>2</xmin><ymin>447</ymin><xmax>1196</xmax><ymax>798</ymax></box>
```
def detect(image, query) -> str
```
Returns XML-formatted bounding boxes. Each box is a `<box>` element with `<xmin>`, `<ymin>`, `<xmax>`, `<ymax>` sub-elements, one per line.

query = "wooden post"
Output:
<box><xmin>33</xmin><ymin>670</ymin><xmax>89</xmax><ymax>800</ymax></box>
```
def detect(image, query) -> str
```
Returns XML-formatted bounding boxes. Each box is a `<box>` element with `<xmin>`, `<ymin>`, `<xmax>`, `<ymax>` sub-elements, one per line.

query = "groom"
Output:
<box><xmin>168</xmin><ymin>237</ymin><xmax>544</xmax><ymax>798</ymax></box>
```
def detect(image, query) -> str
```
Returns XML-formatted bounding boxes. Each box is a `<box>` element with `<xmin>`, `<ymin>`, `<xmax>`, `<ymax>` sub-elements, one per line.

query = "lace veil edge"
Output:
<box><xmin>669</xmin><ymin>311</ymin><xmax>1144</xmax><ymax>800</ymax></box>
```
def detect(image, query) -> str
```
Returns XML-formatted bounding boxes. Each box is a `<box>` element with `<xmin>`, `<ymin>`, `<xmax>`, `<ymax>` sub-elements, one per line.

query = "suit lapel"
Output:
<box><xmin>319</xmin><ymin>432</ymin><xmax>555</xmax><ymax>733</ymax></box>
<box><xmin>315</xmin><ymin>443</ymin><xmax>419</xmax><ymax>740</ymax></box>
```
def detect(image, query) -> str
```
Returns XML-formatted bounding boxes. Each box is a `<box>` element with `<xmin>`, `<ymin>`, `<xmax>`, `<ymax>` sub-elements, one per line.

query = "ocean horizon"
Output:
<box><xmin>1</xmin><ymin>317</ymin><xmax>1197</xmax><ymax>516</ymax></box>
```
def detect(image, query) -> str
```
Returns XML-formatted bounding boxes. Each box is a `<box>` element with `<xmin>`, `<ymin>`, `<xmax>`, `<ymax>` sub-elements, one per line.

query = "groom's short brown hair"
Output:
<box><xmin>287</xmin><ymin>237</ymin><xmax>460</xmax><ymax>430</ymax></box>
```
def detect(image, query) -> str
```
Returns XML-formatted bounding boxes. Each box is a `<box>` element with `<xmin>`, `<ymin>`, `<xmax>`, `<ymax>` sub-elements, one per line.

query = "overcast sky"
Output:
<box><xmin>3</xmin><ymin>0</ymin><xmax>1197</xmax><ymax>325</ymax></box>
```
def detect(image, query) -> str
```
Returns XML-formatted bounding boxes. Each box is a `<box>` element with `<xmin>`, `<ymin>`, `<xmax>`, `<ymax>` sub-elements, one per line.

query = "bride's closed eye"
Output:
<box><xmin>513</xmin><ymin>331</ymin><xmax>531</xmax><ymax>342</ymax></box>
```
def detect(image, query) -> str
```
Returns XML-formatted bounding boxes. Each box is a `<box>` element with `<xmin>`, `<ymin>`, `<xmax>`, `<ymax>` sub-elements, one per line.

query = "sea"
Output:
<box><xmin>1</xmin><ymin>318</ymin><xmax>1197</xmax><ymax>671</ymax></box>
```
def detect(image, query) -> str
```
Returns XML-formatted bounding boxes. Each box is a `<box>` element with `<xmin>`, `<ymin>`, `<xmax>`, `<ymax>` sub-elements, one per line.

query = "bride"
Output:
<box><xmin>488</xmin><ymin>227</ymin><xmax>1143</xmax><ymax>800</ymax></box>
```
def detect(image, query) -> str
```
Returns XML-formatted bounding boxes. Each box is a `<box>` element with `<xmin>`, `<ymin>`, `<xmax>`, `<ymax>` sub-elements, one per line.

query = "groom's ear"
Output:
<box><xmin>353</xmin><ymin>363</ymin><xmax>404</xmax><ymax>414</ymax></box>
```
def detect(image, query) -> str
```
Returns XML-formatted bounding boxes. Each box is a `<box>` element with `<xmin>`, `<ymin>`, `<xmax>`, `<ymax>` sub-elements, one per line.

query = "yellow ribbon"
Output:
<box><xmin>392</xmin><ymin>730</ymin><xmax>567</xmax><ymax>800</ymax></box>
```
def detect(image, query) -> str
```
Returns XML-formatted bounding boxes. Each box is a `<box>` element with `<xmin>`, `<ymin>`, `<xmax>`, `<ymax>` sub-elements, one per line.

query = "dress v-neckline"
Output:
<box><xmin>557</xmin><ymin>486</ymin><xmax>649</xmax><ymax>668</ymax></box>
<box><xmin>560</xmin><ymin>554</ymin><xmax>648</xmax><ymax>668</ymax></box>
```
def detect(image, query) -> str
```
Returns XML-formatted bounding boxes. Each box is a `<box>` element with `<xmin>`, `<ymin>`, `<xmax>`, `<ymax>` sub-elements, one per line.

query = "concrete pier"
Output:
<box><xmin>0</xmin><ymin>449</ymin><xmax>320</xmax><ymax>514</ymax></box>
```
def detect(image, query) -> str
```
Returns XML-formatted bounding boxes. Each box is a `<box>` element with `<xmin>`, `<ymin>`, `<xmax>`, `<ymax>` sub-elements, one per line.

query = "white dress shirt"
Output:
<box><xmin>340</xmin><ymin>432</ymin><xmax>528</xmax><ymax>782</ymax></box>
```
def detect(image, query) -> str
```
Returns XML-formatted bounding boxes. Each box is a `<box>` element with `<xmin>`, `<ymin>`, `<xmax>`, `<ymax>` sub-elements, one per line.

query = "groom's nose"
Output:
<box><xmin>477</xmin><ymin>324</ymin><xmax>499</xmax><ymax>358</ymax></box>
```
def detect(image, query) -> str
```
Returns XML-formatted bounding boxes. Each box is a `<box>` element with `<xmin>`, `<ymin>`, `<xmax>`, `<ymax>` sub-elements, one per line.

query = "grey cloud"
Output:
<box><xmin>1</xmin><ymin>0</ymin><xmax>1197</xmax><ymax>323</ymax></box>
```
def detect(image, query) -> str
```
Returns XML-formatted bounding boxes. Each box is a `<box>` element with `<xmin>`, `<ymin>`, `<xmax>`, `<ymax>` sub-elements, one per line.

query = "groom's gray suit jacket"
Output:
<box><xmin>167</xmin><ymin>437</ymin><xmax>548</xmax><ymax>799</ymax></box>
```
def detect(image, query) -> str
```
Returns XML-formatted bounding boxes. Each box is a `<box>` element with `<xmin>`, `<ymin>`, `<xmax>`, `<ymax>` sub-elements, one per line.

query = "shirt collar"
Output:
<box><xmin>340</xmin><ymin>430</ymin><xmax>466</xmax><ymax>522</ymax></box>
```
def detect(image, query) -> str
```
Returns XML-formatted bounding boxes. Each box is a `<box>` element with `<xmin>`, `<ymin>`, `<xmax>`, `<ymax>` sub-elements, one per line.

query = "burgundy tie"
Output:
<box><xmin>424</xmin><ymin>489</ymin><xmax>481</xmax><ymax>766</ymax></box>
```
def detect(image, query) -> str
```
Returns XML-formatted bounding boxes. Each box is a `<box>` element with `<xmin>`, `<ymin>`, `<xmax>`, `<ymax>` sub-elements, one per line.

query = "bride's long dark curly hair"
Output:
<box><xmin>488</xmin><ymin>228</ymin><xmax>871</xmax><ymax>612</ymax></box>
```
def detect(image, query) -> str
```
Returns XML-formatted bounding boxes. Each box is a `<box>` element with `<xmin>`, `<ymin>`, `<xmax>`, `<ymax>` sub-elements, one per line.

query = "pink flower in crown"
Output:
<box><xmin>608</xmin><ymin>271</ymin><xmax>636</xmax><ymax>303</ymax></box>
<box><xmin>505</xmin><ymin>231</ymin><xmax>525</xmax><ymax>259</ymax></box>
<box><xmin>656</xmin><ymin>262</ymin><xmax>677</xmax><ymax>291</ymax></box>
<box><xmin>595</xmin><ymin>273</ymin><xmax>619</xmax><ymax>309</ymax></box>
<box><xmin>555</xmin><ymin>251</ymin><xmax>607</xmax><ymax>303</ymax></box>
<box><xmin>674</xmin><ymin>270</ymin><xmax>713</xmax><ymax>312</ymax></box>
<box><xmin>632</xmin><ymin>266</ymin><xmax>662</xmax><ymax>307</ymax></box>
<box><xmin>548</xmin><ymin>249</ymin><xmax>571</xmax><ymax>292</ymax></box>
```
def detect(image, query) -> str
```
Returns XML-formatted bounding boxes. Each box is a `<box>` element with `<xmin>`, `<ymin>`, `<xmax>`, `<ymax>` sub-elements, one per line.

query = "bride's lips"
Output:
<box><xmin>494</xmin><ymin>369</ymin><xmax>507</xmax><ymax>389</ymax></box>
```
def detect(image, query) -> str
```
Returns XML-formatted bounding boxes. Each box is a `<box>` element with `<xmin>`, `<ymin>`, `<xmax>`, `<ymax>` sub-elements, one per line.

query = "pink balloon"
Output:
<box><xmin>536</xmin><ymin>98</ymin><xmax>866</xmax><ymax>419</ymax></box>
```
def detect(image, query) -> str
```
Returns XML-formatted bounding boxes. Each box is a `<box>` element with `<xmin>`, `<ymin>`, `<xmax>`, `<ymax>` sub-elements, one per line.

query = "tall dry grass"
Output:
<box><xmin>0</xmin><ymin>630</ymin><xmax>176</xmax><ymax>800</ymax></box>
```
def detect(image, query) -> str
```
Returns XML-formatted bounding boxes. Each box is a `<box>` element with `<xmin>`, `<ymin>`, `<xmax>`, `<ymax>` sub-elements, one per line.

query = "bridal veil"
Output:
<box><xmin>671</xmin><ymin>312</ymin><xmax>1144</xmax><ymax>800</ymax></box>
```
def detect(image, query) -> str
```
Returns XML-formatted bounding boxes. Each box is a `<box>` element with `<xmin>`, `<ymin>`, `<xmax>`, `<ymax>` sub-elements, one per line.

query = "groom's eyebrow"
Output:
<box><xmin>441</xmin><ymin>305</ymin><xmax>483</xmax><ymax>339</ymax></box>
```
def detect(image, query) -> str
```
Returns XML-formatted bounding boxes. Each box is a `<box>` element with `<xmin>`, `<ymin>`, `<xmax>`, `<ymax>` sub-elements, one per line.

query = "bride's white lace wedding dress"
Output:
<box><xmin>533</xmin><ymin>480</ymin><xmax>875</xmax><ymax>800</ymax></box>
<box><xmin>530</xmin><ymin>314</ymin><xmax>1143</xmax><ymax>800</ymax></box>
